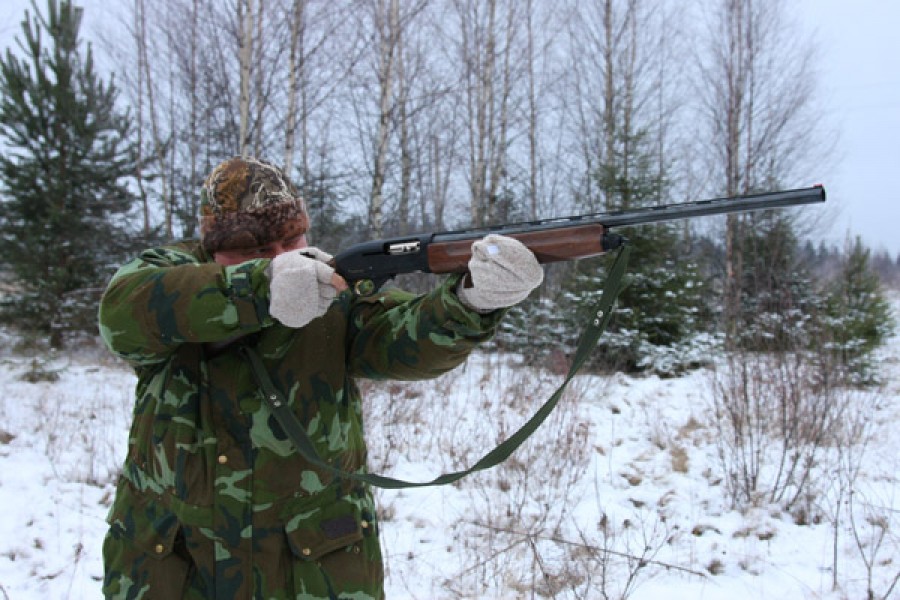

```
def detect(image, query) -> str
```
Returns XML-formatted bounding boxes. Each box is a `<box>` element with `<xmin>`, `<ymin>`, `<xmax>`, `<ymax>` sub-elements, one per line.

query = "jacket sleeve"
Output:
<box><xmin>98</xmin><ymin>244</ymin><xmax>273</xmax><ymax>366</ymax></box>
<box><xmin>346</xmin><ymin>274</ymin><xmax>505</xmax><ymax>380</ymax></box>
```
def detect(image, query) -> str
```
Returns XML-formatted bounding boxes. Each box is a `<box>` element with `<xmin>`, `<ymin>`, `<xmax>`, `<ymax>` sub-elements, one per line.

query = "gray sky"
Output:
<box><xmin>798</xmin><ymin>0</ymin><xmax>900</xmax><ymax>257</ymax></box>
<box><xmin>1</xmin><ymin>0</ymin><xmax>899</xmax><ymax>257</ymax></box>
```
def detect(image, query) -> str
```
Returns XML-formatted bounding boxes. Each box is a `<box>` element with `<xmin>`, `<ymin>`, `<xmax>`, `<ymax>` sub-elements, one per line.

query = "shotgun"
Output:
<box><xmin>332</xmin><ymin>186</ymin><xmax>826</xmax><ymax>294</ymax></box>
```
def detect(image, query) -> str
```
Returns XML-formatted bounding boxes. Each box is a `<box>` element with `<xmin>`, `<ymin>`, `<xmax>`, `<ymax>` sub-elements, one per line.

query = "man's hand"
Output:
<box><xmin>268</xmin><ymin>248</ymin><xmax>347</xmax><ymax>328</ymax></box>
<box><xmin>456</xmin><ymin>234</ymin><xmax>544</xmax><ymax>312</ymax></box>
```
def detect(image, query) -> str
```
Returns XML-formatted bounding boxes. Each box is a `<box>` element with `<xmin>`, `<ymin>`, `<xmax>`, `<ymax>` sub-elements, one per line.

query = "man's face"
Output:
<box><xmin>213</xmin><ymin>222</ymin><xmax>308</xmax><ymax>266</ymax></box>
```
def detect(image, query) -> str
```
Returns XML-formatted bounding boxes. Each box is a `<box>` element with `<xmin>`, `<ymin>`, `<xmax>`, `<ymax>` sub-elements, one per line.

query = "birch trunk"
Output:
<box><xmin>136</xmin><ymin>0</ymin><xmax>171</xmax><ymax>237</ymax></box>
<box><xmin>396</xmin><ymin>4</ymin><xmax>411</xmax><ymax>235</ymax></box>
<box><xmin>283</xmin><ymin>0</ymin><xmax>306</xmax><ymax>174</ymax></box>
<box><xmin>238</xmin><ymin>0</ymin><xmax>253</xmax><ymax>157</ymax></box>
<box><xmin>132</xmin><ymin>0</ymin><xmax>148</xmax><ymax>234</ymax></box>
<box><xmin>369</xmin><ymin>0</ymin><xmax>398</xmax><ymax>237</ymax></box>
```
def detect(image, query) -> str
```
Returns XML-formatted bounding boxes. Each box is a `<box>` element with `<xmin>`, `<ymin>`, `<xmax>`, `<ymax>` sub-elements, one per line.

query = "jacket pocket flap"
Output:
<box><xmin>285</xmin><ymin>499</ymin><xmax>364</xmax><ymax>562</ymax></box>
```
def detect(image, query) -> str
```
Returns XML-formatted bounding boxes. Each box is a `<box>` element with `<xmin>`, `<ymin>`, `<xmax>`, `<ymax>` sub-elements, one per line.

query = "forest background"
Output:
<box><xmin>1</xmin><ymin>0</ymin><xmax>897</xmax><ymax>375</ymax></box>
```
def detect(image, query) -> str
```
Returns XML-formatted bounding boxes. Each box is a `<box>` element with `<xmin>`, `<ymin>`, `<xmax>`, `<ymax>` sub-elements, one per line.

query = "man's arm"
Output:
<box><xmin>98</xmin><ymin>244</ymin><xmax>273</xmax><ymax>365</ymax></box>
<box><xmin>346</xmin><ymin>273</ymin><xmax>506</xmax><ymax>381</ymax></box>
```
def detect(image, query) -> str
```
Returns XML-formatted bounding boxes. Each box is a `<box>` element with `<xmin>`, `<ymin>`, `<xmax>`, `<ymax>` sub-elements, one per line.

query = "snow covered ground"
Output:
<box><xmin>0</xmin><ymin>295</ymin><xmax>898</xmax><ymax>599</ymax></box>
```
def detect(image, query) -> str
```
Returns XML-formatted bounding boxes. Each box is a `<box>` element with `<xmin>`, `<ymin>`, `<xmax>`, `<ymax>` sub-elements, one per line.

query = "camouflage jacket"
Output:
<box><xmin>98</xmin><ymin>241</ymin><xmax>503</xmax><ymax>599</ymax></box>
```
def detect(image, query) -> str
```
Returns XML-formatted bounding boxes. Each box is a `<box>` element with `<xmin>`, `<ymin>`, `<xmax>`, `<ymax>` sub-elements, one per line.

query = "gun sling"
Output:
<box><xmin>242</xmin><ymin>243</ymin><xmax>632</xmax><ymax>489</ymax></box>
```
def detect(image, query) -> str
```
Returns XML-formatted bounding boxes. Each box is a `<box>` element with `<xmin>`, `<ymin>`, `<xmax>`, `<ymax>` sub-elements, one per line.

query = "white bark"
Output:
<box><xmin>238</xmin><ymin>0</ymin><xmax>254</xmax><ymax>157</ymax></box>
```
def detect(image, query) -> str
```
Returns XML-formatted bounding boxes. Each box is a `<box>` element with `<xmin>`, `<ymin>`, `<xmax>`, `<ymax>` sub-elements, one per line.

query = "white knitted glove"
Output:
<box><xmin>456</xmin><ymin>234</ymin><xmax>544</xmax><ymax>312</ymax></box>
<box><xmin>268</xmin><ymin>248</ymin><xmax>338</xmax><ymax>328</ymax></box>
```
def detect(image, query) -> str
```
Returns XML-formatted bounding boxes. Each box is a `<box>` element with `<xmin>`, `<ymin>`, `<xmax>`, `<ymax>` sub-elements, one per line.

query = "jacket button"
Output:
<box><xmin>155</xmin><ymin>544</ymin><xmax>165</xmax><ymax>554</ymax></box>
<box><xmin>218</xmin><ymin>454</ymin><xmax>228</xmax><ymax>465</ymax></box>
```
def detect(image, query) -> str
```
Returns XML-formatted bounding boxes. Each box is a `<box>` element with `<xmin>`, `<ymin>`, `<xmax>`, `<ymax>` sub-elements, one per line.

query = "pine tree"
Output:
<box><xmin>0</xmin><ymin>0</ymin><xmax>136</xmax><ymax>346</ymax></box>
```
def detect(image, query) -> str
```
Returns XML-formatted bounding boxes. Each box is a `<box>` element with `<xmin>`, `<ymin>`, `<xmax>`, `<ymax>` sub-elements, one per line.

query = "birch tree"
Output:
<box><xmin>369</xmin><ymin>0</ymin><xmax>398</xmax><ymax>237</ymax></box>
<box><xmin>131</xmin><ymin>0</ymin><xmax>149</xmax><ymax>234</ymax></box>
<box><xmin>566</xmin><ymin>0</ymin><xmax>671</xmax><ymax>211</ymax></box>
<box><xmin>283</xmin><ymin>0</ymin><xmax>306</xmax><ymax>172</ymax></box>
<box><xmin>395</xmin><ymin>5</ymin><xmax>412</xmax><ymax>235</ymax></box>
<box><xmin>238</xmin><ymin>0</ymin><xmax>254</xmax><ymax>156</ymax></box>
<box><xmin>452</xmin><ymin>0</ymin><xmax>523</xmax><ymax>226</ymax></box>
<box><xmin>348</xmin><ymin>0</ymin><xmax>428</xmax><ymax>237</ymax></box>
<box><xmin>413</xmin><ymin>9</ymin><xmax>463</xmax><ymax>232</ymax></box>
<box><xmin>524</xmin><ymin>0</ymin><xmax>539</xmax><ymax>218</ymax></box>
<box><xmin>697</xmin><ymin>0</ymin><xmax>819</xmax><ymax>339</ymax></box>
<box><xmin>185</xmin><ymin>0</ymin><xmax>201</xmax><ymax>232</ymax></box>
<box><xmin>133</xmin><ymin>0</ymin><xmax>174</xmax><ymax>236</ymax></box>
<box><xmin>519</xmin><ymin>0</ymin><xmax>569</xmax><ymax>220</ymax></box>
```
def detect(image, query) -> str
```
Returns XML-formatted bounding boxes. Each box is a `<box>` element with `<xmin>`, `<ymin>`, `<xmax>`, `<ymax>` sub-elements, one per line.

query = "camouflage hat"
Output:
<box><xmin>199</xmin><ymin>157</ymin><xmax>309</xmax><ymax>254</ymax></box>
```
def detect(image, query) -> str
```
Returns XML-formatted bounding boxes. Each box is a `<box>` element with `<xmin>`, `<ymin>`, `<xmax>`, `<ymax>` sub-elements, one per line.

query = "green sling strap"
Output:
<box><xmin>241</xmin><ymin>244</ymin><xmax>631</xmax><ymax>489</ymax></box>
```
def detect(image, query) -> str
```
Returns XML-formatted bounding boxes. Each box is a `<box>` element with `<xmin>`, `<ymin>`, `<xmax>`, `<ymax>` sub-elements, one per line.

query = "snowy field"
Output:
<box><xmin>0</xmin><ymin>295</ymin><xmax>898</xmax><ymax>599</ymax></box>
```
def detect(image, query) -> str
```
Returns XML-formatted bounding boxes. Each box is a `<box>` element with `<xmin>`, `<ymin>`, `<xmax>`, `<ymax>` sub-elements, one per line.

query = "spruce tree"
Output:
<box><xmin>555</xmin><ymin>127</ymin><xmax>716</xmax><ymax>375</ymax></box>
<box><xmin>736</xmin><ymin>212</ymin><xmax>819</xmax><ymax>351</ymax></box>
<box><xmin>560</xmin><ymin>224</ymin><xmax>714</xmax><ymax>375</ymax></box>
<box><xmin>0</xmin><ymin>0</ymin><xmax>136</xmax><ymax>346</ymax></box>
<box><xmin>824</xmin><ymin>237</ymin><xmax>895</xmax><ymax>383</ymax></box>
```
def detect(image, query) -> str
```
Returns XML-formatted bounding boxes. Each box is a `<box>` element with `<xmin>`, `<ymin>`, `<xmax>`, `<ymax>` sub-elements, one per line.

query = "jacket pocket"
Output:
<box><xmin>284</xmin><ymin>496</ymin><xmax>364</xmax><ymax>562</ymax></box>
<box><xmin>103</xmin><ymin>483</ymin><xmax>191</xmax><ymax>597</ymax></box>
<box><xmin>107</xmin><ymin>481</ymin><xmax>182</xmax><ymax>559</ymax></box>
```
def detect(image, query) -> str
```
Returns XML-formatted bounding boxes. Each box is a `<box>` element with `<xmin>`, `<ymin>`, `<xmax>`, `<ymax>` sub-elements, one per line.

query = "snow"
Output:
<box><xmin>0</xmin><ymin>296</ymin><xmax>898</xmax><ymax>599</ymax></box>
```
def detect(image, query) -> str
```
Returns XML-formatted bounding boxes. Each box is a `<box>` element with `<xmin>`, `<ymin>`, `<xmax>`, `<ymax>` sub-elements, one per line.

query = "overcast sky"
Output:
<box><xmin>808</xmin><ymin>0</ymin><xmax>900</xmax><ymax>257</ymax></box>
<box><xmin>796</xmin><ymin>0</ymin><xmax>900</xmax><ymax>257</ymax></box>
<box><xmin>1</xmin><ymin>1</ymin><xmax>898</xmax><ymax>257</ymax></box>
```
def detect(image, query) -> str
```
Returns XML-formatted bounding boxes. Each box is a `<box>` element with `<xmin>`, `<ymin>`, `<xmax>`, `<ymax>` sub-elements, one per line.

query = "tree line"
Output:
<box><xmin>0</xmin><ymin>0</ymin><xmax>894</xmax><ymax>382</ymax></box>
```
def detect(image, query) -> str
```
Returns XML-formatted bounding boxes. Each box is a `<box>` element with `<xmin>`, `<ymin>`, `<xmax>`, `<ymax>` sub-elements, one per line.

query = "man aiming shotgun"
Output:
<box><xmin>98</xmin><ymin>155</ymin><xmax>824</xmax><ymax>599</ymax></box>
